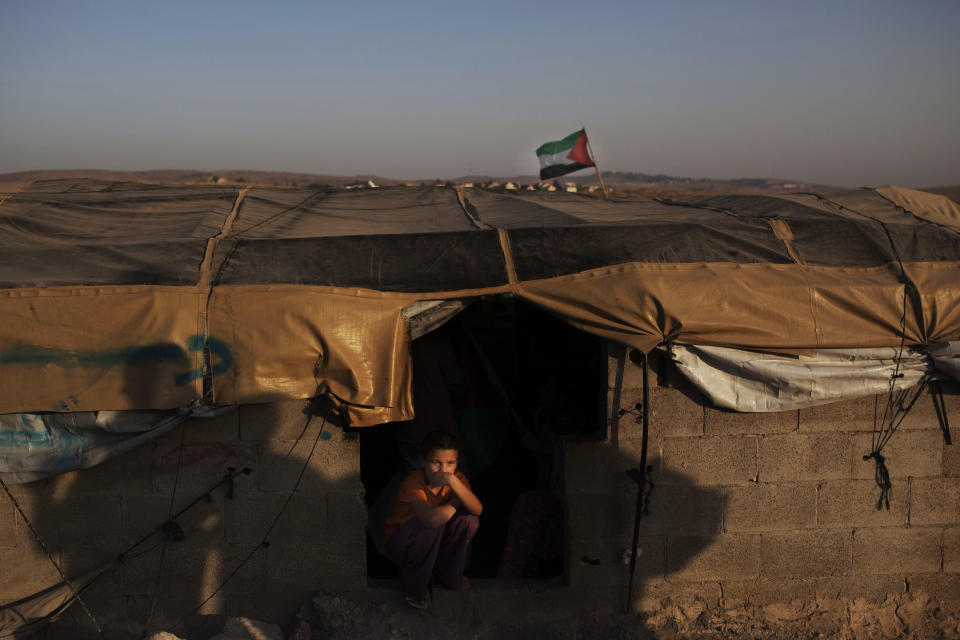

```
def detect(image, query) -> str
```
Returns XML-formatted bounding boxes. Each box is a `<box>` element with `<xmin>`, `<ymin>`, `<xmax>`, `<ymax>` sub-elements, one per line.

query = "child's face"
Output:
<box><xmin>423</xmin><ymin>448</ymin><xmax>458</xmax><ymax>487</ymax></box>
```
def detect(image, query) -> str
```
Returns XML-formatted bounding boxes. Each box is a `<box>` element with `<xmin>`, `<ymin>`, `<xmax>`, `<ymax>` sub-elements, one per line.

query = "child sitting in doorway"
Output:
<box><xmin>382</xmin><ymin>430</ymin><xmax>483</xmax><ymax>609</ymax></box>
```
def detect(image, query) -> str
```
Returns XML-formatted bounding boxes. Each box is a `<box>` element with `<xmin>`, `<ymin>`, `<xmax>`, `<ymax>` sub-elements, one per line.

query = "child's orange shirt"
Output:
<box><xmin>383</xmin><ymin>469</ymin><xmax>470</xmax><ymax>540</ymax></box>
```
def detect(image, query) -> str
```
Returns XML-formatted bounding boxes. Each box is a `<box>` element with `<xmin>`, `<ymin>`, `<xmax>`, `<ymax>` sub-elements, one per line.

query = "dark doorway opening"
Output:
<box><xmin>360</xmin><ymin>295</ymin><xmax>606</xmax><ymax>581</ymax></box>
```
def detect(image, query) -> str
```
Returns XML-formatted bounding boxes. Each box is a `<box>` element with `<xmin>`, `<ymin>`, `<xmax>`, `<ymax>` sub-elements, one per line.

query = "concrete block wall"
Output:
<box><xmin>566</xmin><ymin>344</ymin><xmax>960</xmax><ymax>629</ymax></box>
<box><xmin>2</xmin><ymin>343</ymin><xmax>957</xmax><ymax>637</ymax></box>
<box><xmin>0</xmin><ymin>400</ymin><xmax>366</xmax><ymax>637</ymax></box>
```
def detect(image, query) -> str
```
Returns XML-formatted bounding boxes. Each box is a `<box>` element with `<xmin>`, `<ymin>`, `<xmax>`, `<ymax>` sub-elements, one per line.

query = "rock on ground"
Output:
<box><xmin>208</xmin><ymin>616</ymin><xmax>283</xmax><ymax>640</ymax></box>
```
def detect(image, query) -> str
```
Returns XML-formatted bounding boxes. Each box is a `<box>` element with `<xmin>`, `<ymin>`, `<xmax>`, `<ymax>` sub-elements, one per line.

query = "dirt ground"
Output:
<box><xmin>186</xmin><ymin>590</ymin><xmax>960</xmax><ymax>640</ymax></box>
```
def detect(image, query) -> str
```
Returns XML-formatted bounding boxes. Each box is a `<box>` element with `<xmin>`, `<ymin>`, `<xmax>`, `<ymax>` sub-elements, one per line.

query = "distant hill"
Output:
<box><xmin>3</xmin><ymin>169</ymin><xmax>954</xmax><ymax>201</ymax></box>
<box><xmin>0</xmin><ymin>169</ymin><xmax>401</xmax><ymax>188</ymax></box>
<box><xmin>453</xmin><ymin>170</ymin><xmax>835</xmax><ymax>194</ymax></box>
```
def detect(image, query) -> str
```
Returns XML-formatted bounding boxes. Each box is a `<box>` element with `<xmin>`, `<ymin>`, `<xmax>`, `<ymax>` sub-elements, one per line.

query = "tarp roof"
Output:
<box><xmin>2</xmin><ymin>179</ymin><xmax>959</xmax><ymax>424</ymax></box>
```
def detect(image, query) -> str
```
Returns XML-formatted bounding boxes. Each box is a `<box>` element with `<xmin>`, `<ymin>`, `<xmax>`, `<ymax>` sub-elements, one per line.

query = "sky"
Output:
<box><xmin>1</xmin><ymin>0</ymin><xmax>958</xmax><ymax>187</ymax></box>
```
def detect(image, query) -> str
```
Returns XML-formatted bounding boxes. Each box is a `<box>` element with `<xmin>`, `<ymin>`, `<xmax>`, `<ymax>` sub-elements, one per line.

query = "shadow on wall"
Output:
<box><xmin>558</xmin><ymin>344</ymin><xmax>724</xmax><ymax>630</ymax></box>
<box><xmin>565</xmin><ymin>449</ymin><xmax>724</xmax><ymax>615</ymax></box>
<box><xmin>8</xmin><ymin>342</ymin><xmax>723</xmax><ymax>639</ymax></box>
<box><xmin>13</xmin><ymin>396</ymin><xmax>359</xmax><ymax>640</ymax></box>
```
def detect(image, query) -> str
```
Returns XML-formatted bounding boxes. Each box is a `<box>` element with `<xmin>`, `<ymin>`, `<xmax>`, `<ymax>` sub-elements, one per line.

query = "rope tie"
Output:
<box><xmin>862</xmin><ymin>451</ymin><xmax>892</xmax><ymax>510</ymax></box>
<box><xmin>642</xmin><ymin>465</ymin><xmax>655</xmax><ymax>515</ymax></box>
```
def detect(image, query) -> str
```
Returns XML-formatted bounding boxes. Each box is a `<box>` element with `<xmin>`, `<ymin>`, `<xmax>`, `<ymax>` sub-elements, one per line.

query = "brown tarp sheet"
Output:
<box><xmin>1</xmin><ymin>180</ymin><xmax>958</xmax><ymax>424</ymax></box>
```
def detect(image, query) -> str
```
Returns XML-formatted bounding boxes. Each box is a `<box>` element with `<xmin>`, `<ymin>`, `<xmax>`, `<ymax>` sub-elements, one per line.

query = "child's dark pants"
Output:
<box><xmin>386</xmin><ymin>512</ymin><xmax>479</xmax><ymax>598</ymax></box>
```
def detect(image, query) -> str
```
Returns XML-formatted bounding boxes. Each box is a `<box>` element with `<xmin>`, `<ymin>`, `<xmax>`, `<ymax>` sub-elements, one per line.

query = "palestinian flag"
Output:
<box><xmin>536</xmin><ymin>129</ymin><xmax>595</xmax><ymax>180</ymax></box>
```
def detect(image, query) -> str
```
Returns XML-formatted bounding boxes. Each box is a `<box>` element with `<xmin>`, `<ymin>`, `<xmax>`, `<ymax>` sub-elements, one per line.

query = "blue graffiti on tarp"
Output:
<box><xmin>174</xmin><ymin>335</ymin><xmax>233</xmax><ymax>386</ymax></box>
<box><xmin>0</xmin><ymin>334</ymin><xmax>233</xmax><ymax>388</ymax></box>
<box><xmin>53</xmin><ymin>395</ymin><xmax>80</xmax><ymax>412</ymax></box>
<box><xmin>0</xmin><ymin>413</ymin><xmax>52</xmax><ymax>447</ymax></box>
<box><xmin>0</xmin><ymin>343</ymin><xmax>188</xmax><ymax>367</ymax></box>
<box><xmin>0</xmin><ymin>412</ymin><xmax>150</xmax><ymax>470</ymax></box>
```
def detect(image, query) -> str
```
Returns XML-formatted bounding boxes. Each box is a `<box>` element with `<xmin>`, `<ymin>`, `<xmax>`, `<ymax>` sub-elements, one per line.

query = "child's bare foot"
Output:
<box><xmin>404</xmin><ymin>595</ymin><xmax>429</xmax><ymax>609</ymax></box>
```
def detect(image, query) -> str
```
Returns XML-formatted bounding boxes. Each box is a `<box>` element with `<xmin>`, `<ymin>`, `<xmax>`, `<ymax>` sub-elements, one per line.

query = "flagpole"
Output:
<box><xmin>584</xmin><ymin>127</ymin><xmax>609</xmax><ymax>199</ymax></box>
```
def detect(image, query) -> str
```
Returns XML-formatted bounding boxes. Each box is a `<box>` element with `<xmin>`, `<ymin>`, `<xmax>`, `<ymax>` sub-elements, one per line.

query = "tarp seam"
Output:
<box><xmin>200</xmin><ymin>188</ymin><xmax>248</xmax><ymax>401</ymax></box>
<box><xmin>497</xmin><ymin>229</ymin><xmax>519</xmax><ymax>286</ymax></box>
<box><xmin>453</xmin><ymin>186</ymin><xmax>487</xmax><ymax>229</ymax></box>
<box><xmin>767</xmin><ymin>218</ymin><xmax>806</xmax><ymax>266</ymax></box>
<box><xmin>198</xmin><ymin>188</ymin><xmax>247</xmax><ymax>289</ymax></box>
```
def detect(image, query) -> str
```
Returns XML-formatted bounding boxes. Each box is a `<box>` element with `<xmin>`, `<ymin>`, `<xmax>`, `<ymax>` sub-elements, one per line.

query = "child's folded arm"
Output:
<box><xmin>411</xmin><ymin>497</ymin><xmax>457</xmax><ymax>528</ymax></box>
<box><xmin>442</xmin><ymin>474</ymin><xmax>483</xmax><ymax>516</ymax></box>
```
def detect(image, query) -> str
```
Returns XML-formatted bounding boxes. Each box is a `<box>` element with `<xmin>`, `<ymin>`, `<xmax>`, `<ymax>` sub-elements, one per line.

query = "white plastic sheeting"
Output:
<box><xmin>403</xmin><ymin>299</ymin><xmax>468</xmax><ymax>341</ymax></box>
<box><xmin>0</xmin><ymin>563</ymin><xmax>110</xmax><ymax>639</ymax></box>
<box><xmin>0</xmin><ymin>407</ymin><xmax>235</xmax><ymax>485</ymax></box>
<box><xmin>668</xmin><ymin>343</ymin><xmax>960</xmax><ymax>412</ymax></box>
<box><xmin>930</xmin><ymin>341</ymin><xmax>960</xmax><ymax>384</ymax></box>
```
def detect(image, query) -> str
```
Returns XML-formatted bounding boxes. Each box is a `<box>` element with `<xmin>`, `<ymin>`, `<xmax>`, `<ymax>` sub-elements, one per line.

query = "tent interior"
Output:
<box><xmin>361</xmin><ymin>295</ymin><xmax>606</xmax><ymax>580</ymax></box>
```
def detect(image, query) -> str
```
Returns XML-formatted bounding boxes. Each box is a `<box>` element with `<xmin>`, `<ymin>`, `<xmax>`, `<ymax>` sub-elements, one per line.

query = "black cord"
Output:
<box><xmin>142</xmin><ymin>421</ymin><xmax>188</xmax><ymax>636</ymax></box>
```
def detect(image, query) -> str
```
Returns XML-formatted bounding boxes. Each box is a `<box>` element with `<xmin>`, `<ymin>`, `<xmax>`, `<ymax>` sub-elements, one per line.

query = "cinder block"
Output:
<box><xmin>0</xmin><ymin>545</ymin><xmax>62</xmax><ymax>600</ymax></box>
<box><xmin>119</xmin><ymin>541</ymin><xmax>261</xmax><ymax>611</ymax></box>
<box><xmin>906</xmin><ymin>574</ymin><xmax>960</xmax><ymax>603</ymax></box>
<box><xmin>759</xmin><ymin>530</ymin><xmax>851</xmax><ymax>579</ymax></box>
<box><xmin>893</xmin><ymin>387</ymin><xmax>960</xmax><ymax>431</ymax></box>
<box><xmin>945</xmin><ymin>528</ymin><xmax>960</xmax><ymax>573</ymax></box>
<box><xmin>666</xmin><ymin>533</ymin><xmax>760</xmax><ymax>582</ymax></box>
<box><xmin>263</xmin><ymin>494</ymin><xmax>327</xmax><ymax>543</ymax></box>
<box><xmin>705</xmin><ymin>407</ymin><xmax>797</xmax><ymax>436</ymax></box>
<box><xmin>325</xmin><ymin>491</ymin><xmax>367</xmax><ymax>539</ymax></box>
<box><xmin>154</xmin><ymin>436</ymin><xmax>258</xmax><ymax>498</ymax></box>
<box><xmin>61</xmin><ymin>544</ymin><xmax>119</xmax><ymax>579</ymax></box>
<box><xmin>0</xmin><ymin>496</ymin><xmax>15</xmax><ymax>548</ymax></box>
<box><xmin>47</xmin><ymin>438</ymin><xmax>157</xmax><ymax>497</ymax></box>
<box><xmin>799</xmin><ymin>395</ymin><xmax>877</xmax><ymax>432</ymax></box>
<box><xmin>758</xmin><ymin>433</ymin><xmax>851</xmax><ymax>482</ymax></box>
<box><xmin>812</xmin><ymin>575</ymin><xmax>907</xmax><ymax>603</ymax></box>
<box><xmin>123</xmin><ymin>491</ymin><xmax>227</xmax><ymax>546</ymax></box>
<box><xmin>31</xmin><ymin>496</ymin><xmax>122</xmax><ymax>549</ymax></box>
<box><xmin>567</xmin><ymin>492</ymin><xmax>633</xmax><ymax>541</ymax></box>
<box><xmin>852</xmin><ymin>527</ymin><xmax>942</xmax><ymax>575</ymax></box>
<box><xmin>638</xmin><ymin>484</ymin><xmax>724</xmax><ymax>537</ymax></box>
<box><xmin>661</xmin><ymin>437</ymin><xmax>757</xmax><ymax>486</ymax></box>
<box><xmin>818</xmin><ymin>480</ymin><xmax>908</xmax><ymax>528</ymax></box>
<box><xmin>911</xmin><ymin>477</ymin><xmax>960</xmax><ymax>526</ymax></box>
<box><xmin>240</xmin><ymin>400</ymin><xmax>313</xmax><ymax>441</ymax></box>
<box><xmin>4</xmin><ymin>482</ymin><xmax>59</xmax><ymax>548</ymax></box>
<box><xmin>183</xmin><ymin>406</ymin><xmax>240</xmax><ymax>443</ymax></box>
<box><xmin>223</xmin><ymin>492</ymin><xmax>287</xmax><ymax>545</ymax></box>
<box><xmin>723</xmin><ymin>484</ymin><xmax>817</xmax><ymax>532</ymax></box>
<box><xmin>619</xmin><ymin>387</ymin><xmax>705</xmax><ymax>440</ymax></box>
<box><xmin>570</xmin><ymin>536</ymin><xmax>664</xmax><ymax>588</ymax></box>
<box><xmin>944</xmin><ymin>439</ymin><xmax>960</xmax><ymax>477</ymax></box>
<box><xmin>218</xmin><ymin>543</ymin><xmax>265</xmax><ymax>598</ymax></box>
<box><xmin>257</xmin><ymin>437</ymin><xmax>361</xmax><ymax>494</ymax></box>
<box><xmin>565</xmin><ymin>442</ymin><xmax>634</xmax><ymax>494</ymax></box>
<box><xmin>851</xmin><ymin>430</ymin><xmax>943</xmax><ymax>479</ymax></box>
<box><xmin>720</xmin><ymin>578</ymin><xmax>818</xmax><ymax>605</ymax></box>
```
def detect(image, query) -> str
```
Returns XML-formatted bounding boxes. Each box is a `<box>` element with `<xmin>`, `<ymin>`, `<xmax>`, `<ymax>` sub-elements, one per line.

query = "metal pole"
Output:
<box><xmin>625</xmin><ymin>350</ymin><xmax>649</xmax><ymax>612</ymax></box>
<box><xmin>583</xmin><ymin>127</ymin><xmax>609</xmax><ymax>199</ymax></box>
